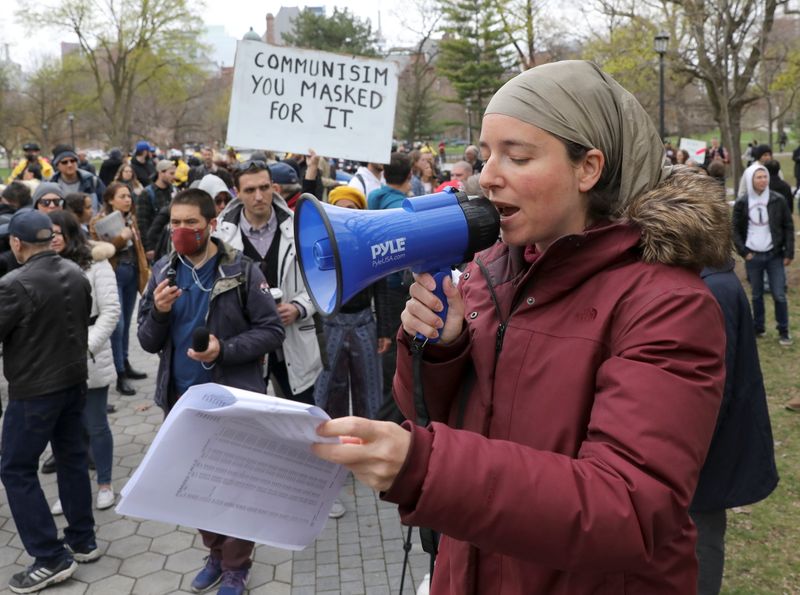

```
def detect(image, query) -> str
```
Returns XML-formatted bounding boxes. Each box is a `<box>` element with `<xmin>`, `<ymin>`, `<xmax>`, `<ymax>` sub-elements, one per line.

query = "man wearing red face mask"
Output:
<box><xmin>136</xmin><ymin>188</ymin><xmax>285</xmax><ymax>595</ymax></box>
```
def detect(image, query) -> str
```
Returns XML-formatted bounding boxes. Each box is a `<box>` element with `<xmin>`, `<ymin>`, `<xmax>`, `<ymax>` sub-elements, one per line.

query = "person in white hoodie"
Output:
<box><xmin>215</xmin><ymin>161</ymin><xmax>322</xmax><ymax>404</ymax></box>
<box><xmin>49</xmin><ymin>210</ymin><xmax>121</xmax><ymax>511</ymax></box>
<box><xmin>199</xmin><ymin>173</ymin><xmax>233</xmax><ymax>216</ymax></box>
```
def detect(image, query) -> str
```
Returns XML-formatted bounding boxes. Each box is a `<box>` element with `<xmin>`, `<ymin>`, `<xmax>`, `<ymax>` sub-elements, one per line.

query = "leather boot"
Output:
<box><xmin>41</xmin><ymin>454</ymin><xmax>56</xmax><ymax>474</ymax></box>
<box><xmin>116</xmin><ymin>375</ymin><xmax>136</xmax><ymax>396</ymax></box>
<box><xmin>786</xmin><ymin>396</ymin><xmax>800</xmax><ymax>412</ymax></box>
<box><xmin>124</xmin><ymin>359</ymin><xmax>147</xmax><ymax>380</ymax></box>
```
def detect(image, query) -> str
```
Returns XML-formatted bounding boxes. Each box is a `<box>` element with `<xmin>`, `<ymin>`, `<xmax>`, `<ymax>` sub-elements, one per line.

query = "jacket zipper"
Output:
<box><xmin>496</xmin><ymin>322</ymin><xmax>507</xmax><ymax>354</ymax></box>
<box><xmin>476</xmin><ymin>258</ymin><xmax>508</xmax><ymax>357</ymax></box>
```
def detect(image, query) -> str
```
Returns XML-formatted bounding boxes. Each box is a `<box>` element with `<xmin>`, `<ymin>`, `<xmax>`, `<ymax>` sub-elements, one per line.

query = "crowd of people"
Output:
<box><xmin>0</xmin><ymin>58</ymin><xmax>791</xmax><ymax>595</ymax></box>
<box><xmin>0</xmin><ymin>134</ymin><xmax>487</xmax><ymax>594</ymax></box>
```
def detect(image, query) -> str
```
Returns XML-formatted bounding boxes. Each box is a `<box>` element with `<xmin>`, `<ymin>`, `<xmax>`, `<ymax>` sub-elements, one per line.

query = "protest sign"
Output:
<box><xmin>226</xmin><ymin>41</ymin><xmax>399</xmax><ymax>164</ymax></box>
<box><xmin>679</xmin><ymin>138</ymin><xmax>707</xmax><ymax>162</ymax></box>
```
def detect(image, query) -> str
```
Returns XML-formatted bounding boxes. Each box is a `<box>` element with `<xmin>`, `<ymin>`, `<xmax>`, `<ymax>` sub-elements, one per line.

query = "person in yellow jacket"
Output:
<box><xmin>7</xmin><ymin>143</ymin><xmax>54</xmax><ymax>183</ymax></box>
<box><xmin>174</xmin><ymin>158</ymin><xmax>189</xmax><ymax>188</ymax></box>
<box><xmin>166</xmin><ymin>149</ymin><xmax>190</xmax><ymax>189</ymax></box>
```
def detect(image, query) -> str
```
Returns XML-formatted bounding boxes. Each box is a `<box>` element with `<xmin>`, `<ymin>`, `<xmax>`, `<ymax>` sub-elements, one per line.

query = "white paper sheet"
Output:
<box><xmin>116</xmin><ymin>383</ymin><xmax>347</xmax><ymax>550</ymax></box>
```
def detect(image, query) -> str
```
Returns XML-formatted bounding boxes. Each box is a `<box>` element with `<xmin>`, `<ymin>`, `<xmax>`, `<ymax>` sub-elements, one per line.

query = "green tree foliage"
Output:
<box><xmin>18</xmin><ymin>0</ymin><xmax>207</xmax><ymax>148</ymax></box>
<box><xmin>0</xmin><ymin>63</ymin><xmax>19</xmax><ymax>165</ymax></box>
<box><xmin>436</xmin><ymin>0</ymin><xmax>512</xmax><ymax>127</ymax></box>
<box><xmin>583</xmin><ymin>22</ymin><xmax>659</xmax><ymax>109</ymax></box>
<box><xmin>397</xmin><ymin>50</ymin><xmax>441</xmax><ymax>141</ymax></box>
<box><xmin>394</xmin><ymin>1</ymin><xmax>443</xmax><ymax>141</ymax></box>
<box><xmin>665</xmin><ymin>0</ymin><xmax>782</xmax><ymax>187</ymax></box>
<box><xmin>283</xmin><ymin>7</ymin><xmax>381</xmax><ymax>56</ymax></box>
<box><xmin>17</xmin><ymin>59</ymin><xmax>74</xmax><ymax>151</ymax></box>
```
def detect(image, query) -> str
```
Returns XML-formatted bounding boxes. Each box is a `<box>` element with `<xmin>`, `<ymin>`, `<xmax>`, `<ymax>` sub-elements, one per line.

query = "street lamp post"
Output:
<box><xmin>41</xmin><ymin>123</ymin><xmax>49</xmax><ymax>149</ymax></box>
<box><xmin>654</xmin><ymin>32</ymin><xmax>670</xmax><ymax>141</ymax></box>
<box><xmin>68</xmin><ymin>113</ymin><xmax>76</xmax><ymax>148</ymax></box>
<box><xmin>465</xmin><ymin>98</ymin><xmax>473</xmax><ymax>145</ymax></box>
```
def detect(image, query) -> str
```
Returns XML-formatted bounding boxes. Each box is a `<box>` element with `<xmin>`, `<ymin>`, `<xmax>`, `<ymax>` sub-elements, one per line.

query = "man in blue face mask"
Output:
<box><xmin>137</xmin><ymin>188</ymin><xmax>285</xmax><ymax>595</ymax></box>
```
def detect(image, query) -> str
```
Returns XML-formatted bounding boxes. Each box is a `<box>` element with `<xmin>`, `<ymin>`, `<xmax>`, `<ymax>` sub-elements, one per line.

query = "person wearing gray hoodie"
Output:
<box><xmin>198</xmin><ymin>174</ymin><xmax>233</xmax><ymax>216</ymax></box>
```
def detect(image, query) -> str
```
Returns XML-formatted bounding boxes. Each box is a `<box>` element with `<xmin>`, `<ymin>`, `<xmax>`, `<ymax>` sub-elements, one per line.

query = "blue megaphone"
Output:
<box><xmin>294</xmin><ymin>188</ymin><xmax>499</xmax><ymax>341</ymax></box>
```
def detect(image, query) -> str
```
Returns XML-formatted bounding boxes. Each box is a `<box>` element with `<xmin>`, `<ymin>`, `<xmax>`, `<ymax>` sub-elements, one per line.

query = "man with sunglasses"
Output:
<box><xmin>32</xmin><ymin>183</ymin><xmax>66</xmax><ymax>213</ymax></box>
<box><xmin>216</xmin><ymin>160</ymin><xmax>323</xmax><ymax>406</ymax></box>
<box><xmin>50</xmin><ymin>145</ymin><xmax>105</xmax><ymax>213</ymax></box>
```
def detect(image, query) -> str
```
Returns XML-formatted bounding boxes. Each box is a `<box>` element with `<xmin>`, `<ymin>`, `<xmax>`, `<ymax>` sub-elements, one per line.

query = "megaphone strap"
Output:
<box><xmin>410</xmin><ymin>340</ymin><xmax>431</xmax><ymax>427</ymax></box>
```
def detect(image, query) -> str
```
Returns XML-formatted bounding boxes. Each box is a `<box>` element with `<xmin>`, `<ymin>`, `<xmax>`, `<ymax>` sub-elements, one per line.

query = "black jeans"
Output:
<box><xmin>0</xmin><ymin>384</ymin><xmax>95</xmax><ymax>564</ymax></box>
<box><xmin>690</xmin><ymin>509</ymin><xmax>726</xmax><ymax>595</ymax></box>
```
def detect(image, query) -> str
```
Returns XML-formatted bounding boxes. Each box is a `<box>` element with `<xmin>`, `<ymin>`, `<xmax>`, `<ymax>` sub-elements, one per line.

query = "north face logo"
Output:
<box><xmin>576</xmin><ymin>307</ymin><xmax>597</xmax><ymax>322</ymax></box>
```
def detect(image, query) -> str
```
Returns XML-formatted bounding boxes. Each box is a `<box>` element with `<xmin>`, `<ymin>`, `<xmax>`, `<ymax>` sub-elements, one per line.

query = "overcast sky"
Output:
<box><xmin>2</xmin><ymin>0</ymin><xmax>417</xmax><ymax>71</ymax></box>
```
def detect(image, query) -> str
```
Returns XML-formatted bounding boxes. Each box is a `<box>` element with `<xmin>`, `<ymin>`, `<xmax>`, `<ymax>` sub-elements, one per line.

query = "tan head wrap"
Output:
<box><xmin>485</xmin><ymin>60</ymin><xmax>670</xmax><ymax>216</ymax></box>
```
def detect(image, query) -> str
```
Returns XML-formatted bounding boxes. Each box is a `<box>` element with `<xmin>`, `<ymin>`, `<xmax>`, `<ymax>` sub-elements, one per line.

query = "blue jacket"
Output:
<box><xmin>691</xmin><ymin>261</ymin><xmax>779</xmax><ymax>511</ymax></box>
<box><xmin>368</xmin><ymin>185</ymin><xmax>407</xmax><ymax>211</ymax></box>
<box><xmin>50</xmin><ymin>168</ymin><xmax>106</xmax><ymax>212</ymax></box>
<box><xmin>137</xmin><ymin>239</ymin><xmax>285</xmax><ymax>412</ymax></box>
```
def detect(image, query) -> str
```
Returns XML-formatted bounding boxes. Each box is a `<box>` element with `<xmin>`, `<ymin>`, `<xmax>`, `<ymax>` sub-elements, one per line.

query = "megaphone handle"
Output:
<box><xmin>415</xmin><ymin>267</ymin><xmax>451</xmax><ymax>344</ymax></box>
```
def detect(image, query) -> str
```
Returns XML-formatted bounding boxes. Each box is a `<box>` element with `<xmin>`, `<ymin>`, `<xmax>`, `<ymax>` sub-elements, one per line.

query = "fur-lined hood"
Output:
<box><xmin>624</xmin><ymin>166</ymin><xmax>732</xmax><ymax>270</ymax></box>
<box><xmin>89</xmin><ymin>240</ymin><xmax>116</xmax><ymax>263</ymax></box>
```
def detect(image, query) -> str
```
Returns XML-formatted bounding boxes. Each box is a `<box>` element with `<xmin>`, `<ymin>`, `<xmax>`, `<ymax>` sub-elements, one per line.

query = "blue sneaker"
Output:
<box><xmin>191</xmin><ymin>556</ymin><xmax>222</xmax><ymax>593</ymax></box>
<box><xmin>217</xmin><ymin>569</ymin><xmax>249</xmax><ymax>595</ymax></box>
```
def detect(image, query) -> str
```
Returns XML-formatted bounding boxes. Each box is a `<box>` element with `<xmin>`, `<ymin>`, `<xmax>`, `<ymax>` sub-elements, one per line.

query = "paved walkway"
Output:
<box><xmin>0</xmin><ymin>335</ymin><xmax>429</xmax><ymax>594</ymax></box>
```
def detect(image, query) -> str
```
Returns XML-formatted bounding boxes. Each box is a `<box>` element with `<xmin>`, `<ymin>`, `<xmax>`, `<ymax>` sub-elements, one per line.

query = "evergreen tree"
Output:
<box><xmin>283</xmin><ymin>7</ymin><xmax>381</xmax><ymax>57</ymax></box>
<box><xmin>436</xmin><ymin>0</ymin><xmax>512</xmax><ymax>125</ymax></box>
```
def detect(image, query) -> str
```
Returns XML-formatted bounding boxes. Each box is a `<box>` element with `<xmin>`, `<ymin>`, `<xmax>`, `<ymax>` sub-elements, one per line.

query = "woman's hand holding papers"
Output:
<box><xmin>312</xmin><ymin>417</ymin><xmax>411</xmax><ymax>492</ymax></box>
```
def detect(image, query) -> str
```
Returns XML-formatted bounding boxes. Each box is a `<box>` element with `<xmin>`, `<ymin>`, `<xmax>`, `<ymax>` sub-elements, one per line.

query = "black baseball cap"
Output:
<box><xmin>7</xmin><ymin>209</ymin><xmax>54</xmax><ymax>243</ymax></box>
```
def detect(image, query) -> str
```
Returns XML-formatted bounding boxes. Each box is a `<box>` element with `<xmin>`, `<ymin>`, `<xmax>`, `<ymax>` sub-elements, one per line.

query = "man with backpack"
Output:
<box><xmin>136</xmin><ymin>160</ymin><xmax>175</xmax><ymax>261</ymax></box>
<box><xmin>347</xmin><ymin>161</ymin><xmax>384</xmax><ymax>197</ymax></box>
<box><xmin>137</xmin><ymin>188</ymin><xmax>285</xmax><ymax>595</ymax></box>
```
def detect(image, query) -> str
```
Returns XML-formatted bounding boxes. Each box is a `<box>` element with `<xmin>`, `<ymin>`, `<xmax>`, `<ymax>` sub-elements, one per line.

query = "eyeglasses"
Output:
<box><xmin>215</xmin><ymin>195</ymin><xmax>232</xmax><ymax>206</ymax></box>
<box><xmin>52</xmin><ymin>231</ymin><xmax>64</xmax><ymax>236</ymax></box>
<box><xmin>235</xmin><ymin>159</ymin><xmax>267</xmax><ymax>172</ymax></box>
<box><xmin>39</xmin><ymin>199</ymin><xmax>64</xmax><ymax>208</ymax></box>
<box><xmin>59</xmin><ymin>159</ymin><xmax>77</xmax><ymax>165</ymax></box>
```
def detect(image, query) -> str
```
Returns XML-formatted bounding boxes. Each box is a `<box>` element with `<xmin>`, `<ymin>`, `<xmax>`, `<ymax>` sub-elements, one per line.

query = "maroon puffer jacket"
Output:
<box><xmin>384</xmin><ymin>220</ymin><xmax>725</xmax><ymax>594</ymax></box>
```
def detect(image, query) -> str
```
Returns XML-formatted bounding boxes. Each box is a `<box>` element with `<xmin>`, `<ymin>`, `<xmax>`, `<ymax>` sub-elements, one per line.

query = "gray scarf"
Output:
<box><xmin>485</xmin><ymin>60</ymin><xmax>670</xmax><ymax>216</ymax></box>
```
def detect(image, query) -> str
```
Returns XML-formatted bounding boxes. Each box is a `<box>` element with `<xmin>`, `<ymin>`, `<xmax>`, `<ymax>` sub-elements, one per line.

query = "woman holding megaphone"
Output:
<box><xmin>313</xmin><ymin>61</ymin><xmax>730</xmax><ymax>594</ymax></box>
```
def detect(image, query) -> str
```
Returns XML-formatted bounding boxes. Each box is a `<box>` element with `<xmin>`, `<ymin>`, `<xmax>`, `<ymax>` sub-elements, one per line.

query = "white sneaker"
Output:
<box><xmin>96</xmin><ymin>487</ymin><xmax>115</xmax><ymax>510</ymax></box>
<box><xmin>417</xmin><ymin>573</ymin><xmax>431</xmax><ymax>595</ymax></box>
<box><xmin>328</xmin><ymin>498</ymin><xmax>346</xmax><ymax>519</ymax></box>
<box><xmin>51</xmin><ymin>499</ymin><xmax>63</xmax><ymax>516</ymax></box>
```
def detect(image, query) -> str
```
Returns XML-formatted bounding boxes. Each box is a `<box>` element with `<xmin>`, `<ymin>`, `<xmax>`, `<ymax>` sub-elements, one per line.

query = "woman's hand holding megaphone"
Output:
<box><xmin>401</xmin><ymin>272</ymin><xmax>465</xmax><ymax>344</ymax></box>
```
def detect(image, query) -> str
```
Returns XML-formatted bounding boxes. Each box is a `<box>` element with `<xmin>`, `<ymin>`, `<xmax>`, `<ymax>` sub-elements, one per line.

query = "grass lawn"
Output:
<box><xmin>721</xmin><ymin>252</ymin><xmax>800</xmax><ymax>593</ymax></box>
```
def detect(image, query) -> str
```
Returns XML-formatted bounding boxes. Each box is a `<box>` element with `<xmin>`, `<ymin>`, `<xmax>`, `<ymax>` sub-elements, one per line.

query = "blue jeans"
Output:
<box><xmin>313</xmin><ymin>308</ymin><xmax>382</xmax><ymax>419</ymax></box>
<box><xmin>111</xmin><ymin>261</ymin><xmax>139</xmax><ymax>373</ymax></box>
<box><xmin>82</xmin><ymin>386</ymin><xmax>113</xmax><ymax>485</ymax></box>
<box><xmin>0</xmin><ymin>384</ymin><xmax>95</xmax><ymax>565</ymax></box>
<box><xmin>745</xmin><ymin>251</ymin><xmax>789</xmax><ymax>335</ymax></box>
